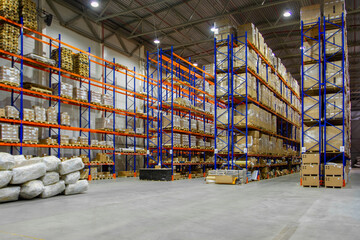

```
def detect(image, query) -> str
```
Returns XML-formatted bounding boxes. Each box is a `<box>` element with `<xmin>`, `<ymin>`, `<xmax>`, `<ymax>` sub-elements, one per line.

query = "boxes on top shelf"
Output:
<box><xmin>300</xmin><ymin>4</ymin><xmax>321</xmax><ymax>25</ymax></box>
<box><xmin>324</xmin><ymin>29</ymin><xmax>344</xmax><ymax>56</ymax></box>
<box><xmin>237</xmin><ymin>23</ymin><xmax>257</xmax><ymax>46</ymax></box>
<box><xmin>0</xmin><ymin>0</ymin><xmax>19</xmax><ymax>22</ymax></box>
<box><xmin>324</xmin><ymin>0</ymin><xmax>345</xmax><ymax>21</ymax></box>
<box><xmin>302</xmin><ymin>153</ymin><xmax>320</xmax><ymax>164</ymax></box>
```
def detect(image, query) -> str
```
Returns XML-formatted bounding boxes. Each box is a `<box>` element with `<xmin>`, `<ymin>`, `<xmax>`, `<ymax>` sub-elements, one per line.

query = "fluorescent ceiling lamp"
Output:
<box><xmin>91</xmin><ymin>1</ymin><xmax>99</xmax><ymax>8</ymax></box>
<box><xmin>211</xmin><ymin>26</ymin><xmax>218</xmax><ymax>34</ymax></box>
<box><xmin>193</xmin><ymin>62</ymin><xmax>198</xmax><ymax>67</ymax></box>
<box><xmin>154</xmin><ymin>39</ymin><xmax>160</xmax><ymax>44</ymax></box>
<box><xmin>283</xmin><ymin>10</ymin><xmax>292</xmax><ymax>17</ymax></box>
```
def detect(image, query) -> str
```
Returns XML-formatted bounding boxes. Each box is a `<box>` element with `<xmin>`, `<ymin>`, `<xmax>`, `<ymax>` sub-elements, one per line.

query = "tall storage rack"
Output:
<box><xmin>215</xmin><ymin>32</ymin><xmax>301</xmax><ymax>181</ymax></box>
<box><xmin>146</xmin><ymin>47</ymin><xmax>215</xmax><ymax>180</ymax></box>
<box><xmin>301</xmin><ymin>10</ymin><xmax>350</xmax><ymax>187</ymax></box>
<box><xmin>0</xmin><ymin>16</ymin><xmax>148</xmax><ymax>180</ymax></box>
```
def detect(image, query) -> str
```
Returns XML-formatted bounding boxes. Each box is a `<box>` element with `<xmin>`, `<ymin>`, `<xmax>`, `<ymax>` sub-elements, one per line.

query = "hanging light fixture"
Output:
<box><xmin>154</xmin><ymin>39</ymin><xmax>160</xmax><ymax>44</ymax></box>
<box><xmin>91</xmin><ymin>1</ymin><xmax>99</xmax><ymax>8</ymax></box>
<box><xmin>283</xmin><ymin>9</ymin><xmax>292</xmax><ymax>17</ymax></box>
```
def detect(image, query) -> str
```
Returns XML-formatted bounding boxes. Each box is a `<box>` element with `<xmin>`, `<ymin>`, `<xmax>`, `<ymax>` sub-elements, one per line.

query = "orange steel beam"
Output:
<box><xmin>0</xmin><ymin>142</ymin><xmax>114</xmax><ymax>150</ymax></box>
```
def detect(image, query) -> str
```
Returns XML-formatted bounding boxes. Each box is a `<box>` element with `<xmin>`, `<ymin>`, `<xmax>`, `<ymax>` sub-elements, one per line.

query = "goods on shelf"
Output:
<box><xmin>95</xmin><ymin>117</ymin><xmax>113</xmax><ymax>130</ymax></box>
<box><xmin>102</xmin><ymin>94</ymin><xmax>112</xmax><ymax>107</ymax></box>
<box><xmin>162</xmin><ymin>114</ymin><xmax>180</xmax><ymax>129</ymax></box>
<box><xmin>300</xmin><ymin>4</ymin><xmax>321</xmax><ymax>25</ymax></box>
<box><xmin>181</xmin><ymin>134</ymin><xmax>189</xmax><ymax>147</ymax></box>
<box><xmin>51</xmin><ymin>47</ymin><xmax>73</xmax><ymax>72</ymax></box>
<box><xmin>19</xmin><ymin>0</ymin><xmax>37</xmax><ymax>31</ymax></box>
<box><xmin>303</xmin><ymin>96</ymin><xmax>320</xmax><ymax>120</ymax></box>
<box><xmin>73</xmin><ymin>52</ymin><xmax>89</xmax><ymax>77</ymax></box>
<box><xmin>180</xmin><ymin>118</ymin><xmax>189</xmax><ymax>130</ymax></box>
<box><xmin>0</xmin><ymin>0</ymin><xmax>18</xmax><ymax>22</ymax></box>
<box><xmin>90</xmin><ymin>91</ymin><xmax>102</xmax><ymax>105</ymax></box>
<box><xmin>324</xmin><ymin>0</ymin><xmax>345</xmax><ymax>21</ymax></box>
<box><xmin>0</xmin><ymin>66</ymin><xmax>20</xmax><ymax>86</ymax></box>
<box><xmin>52</xmin><ymin>134</ymin><xmax>69</xmax><ymax>145</ymax></box>
<box><xmin>214</xmin><ymin>18</ymin><xmax>236</xmax><ymax>41</ymax></box>
<box><xmin>46</xmin><ymin>107</ymin><xmax>57</xmax><ymax>124</ymax></box>
<box><xmin>22</xmin><ymin>126</ymin><xmax>38</xmax><ymax>143</ymax></box>
<box><xmin>78</xmin><ymin>136</ymin><xmax>88</xmax><ymax>146</ymax></box>
<box><xmin>33</xmin><ymin>106</ymin><xmax>46</xmax><ymax>122</ymax></box>
<box><xmin>0</xmin><ymin>23</ymin><xmax>19</xmax><ymax>54</ymax></box>
<box><xmin>23</xmin><ymin>82</ymin><xmax>53</xmax><ymax>94</ymax></box>
<box><xmin>23</xmin><ymin>108</ymin><xmax>34</xmax><ymax>121</ymax></box>
<box><xmin>5</xmin><ymin>105</ymin><xmax>19</xmax><ymax>119</ymax></box>
<box><xmin>60</xmin><ymin>82</ymin><xmax>73</xmax><ymax>99</ymax></box>
<box><xmin>60</xmin><ymin>112</ymin><xmax>70</xmax><ymax>126</ymax></box>
<box><xmin>73</xmin><ymin>87</ymin><xmax>88</xmax><ymax>102</ymax></box>
<box><xmin>24</xmin><ymin>53</ymin><xmax>56</xmax><ymax>68</ymax></box>
<box><xmin>40</xmin><ymin>137</ymin><xmax>57</xmax><ymax>145</ymax></box>
<box><xmin>0</xmin><ymin>124</ymin><xmax>19</xmax><ymax>142</ymax></box>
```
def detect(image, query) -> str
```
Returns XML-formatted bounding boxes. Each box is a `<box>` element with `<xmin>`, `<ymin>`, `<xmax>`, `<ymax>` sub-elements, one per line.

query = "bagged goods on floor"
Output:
<box><xmin>41</xmin><ymin>181</ymin><xmax>65</xmax><ymax>199</ymax></box>
<box><xmin>41</xmin><ymin>172</ymin><xmax>60</xmax><ymax>186</ymax></box>
<box><xmin>59</xmin><ymin>158</ymin><xmax>84</xmax><ymax>175</ymax></box>
<box><xmin>0</xmin><ymin>187</ymin><xmax>20</xmax><ymax>203</ymax></box>
<box><xmin>0</xmin><ymin>171</ymin><xmax>12</xmax><ymax>188</ymax></box>
<box><xmin>64</xmin><ymin>180</ymin><xmax>89</xmax><ymax>195</ymax></box>
<box><xmin>61</xmin><ymin>171</ymin><xmax>80</xmax><ymax>184</ymax></box>
<box><xmin>20</xmin><ymin>180</ymin><xmax>45</xmax><ymax>199</ymax></box>
<box><xmin>11</xmin><ymin>162</ymin><xmax>46</xmax><ymax>185</ymax></box>
<box><xmin>0</xmin><ymin>153</ymin><xmax>89</xmax><ymax>203</ymax></box>
<box><xmin>0</xmin><ymin>152</ymin><xmax>15</xmax><ymax>170</ymax></box>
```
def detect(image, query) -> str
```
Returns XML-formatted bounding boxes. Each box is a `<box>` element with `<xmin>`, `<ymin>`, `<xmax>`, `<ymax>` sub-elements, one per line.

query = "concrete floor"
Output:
<box><xmin>1</xmin><ymin>170</ymin><xmax>360</xmax><ymax>240</ymax></box>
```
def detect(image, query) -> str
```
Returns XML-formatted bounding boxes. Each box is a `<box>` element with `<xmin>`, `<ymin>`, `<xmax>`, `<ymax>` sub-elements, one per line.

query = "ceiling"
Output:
<box><xmin>45</xmin><ymin>0</ymin><xmax>360</xmax><ymax>109</ymax></box>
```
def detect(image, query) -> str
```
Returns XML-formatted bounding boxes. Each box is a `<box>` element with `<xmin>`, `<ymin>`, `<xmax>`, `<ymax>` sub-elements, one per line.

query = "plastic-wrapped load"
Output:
<box><xmin>40</xmin><ymin>180</ymin><xmax>65</xmax><ymax>198</ymax></box>
<box><xmin>59</xmin><ymin>158</ymin><xmax>84</xmax><ymax>175</ymax></box>
<box><xmin>0</xmin><ymin>124</ymin><xmax>19</xmax><ymax>142</ymax></box>
<box><xmin>33</xmin><ymin>106</ymin><xmax>46</xmax><ymax>122</ymax></box>
<box><xmin>42</xmin><ymin>156</ymin><xmax>61</xmax><ymax>172</ymax></box>
<box><xmin>11</xmin><ymin>162</ymin><xmax>46</xmax><ymax>185</ymax></box>
<box><xmin>61</xmin><ymin>171</ymin><xmax>80</xmax><ymax>184</ymax></box>
<box><xmin>60</xmin><ymin>83</ymin><xmax>73</xmax><ymax>98</ymax></box>
<box><xmin>0</xmin><ymin>66</ymin><xmax>20</xmax><ymax>86</ymax></box>
<box><xmin>23</xmin><ymin>108</ymin><xmax>35</xmax><ymax>121</ymax></box>
<box><xmin>5</xmin><ymin>105</ymin><xmax>19</xmax><ymax>119</ymax></box>
<box><xmin>95</xmin><ymin>117</ymin><xmax>113</xmax><ymax>130</ymax></box>
<box><xmin>64</xmin><ymin>180</ymin><xmax>89</xmax><ymax>195</ymax></box>
<box><xmin>20</xmin><ymin>180</ymin><xmax>45</xmax><ymax>199</ymax></box>
<box><xmin>0</xmin><ymin>187</ymin><xmax>20</xmax><ymax>203</ymax></box>
<box><xmin>46</xmin><ymin>107</ymin><xmax>57</xmax><ymax>124</ymax></box>
<box><xmin>102</xmin><ymin>94</ymin><xmax>113</xmax><ymax>107</ymax></box>
<box><xmin>14</xmin><ymin>157</ymin><xmax>42</xmax><ymax>168</ymax></box>
<box><xmin>90</xmin><ymin>91</ymin><xmax>102</xmax><ymax>104</ymax></box>
<box><xmin>0</xmin><ymin>171</ymin><xmax>12</xmax><ymax>188</ymax></box>
<box><xmin>41</xmin><ymin>172</ymin><xmax>60</xmax><ymax>186</ymax></box>
<box><xmin>0</xmin><ymin>152</ymin><xmax>15</xmax><ymax>170</ymax></box>
<box><xmin>61</xmin><ymin>112</ymin><xmax>71</xmax><ymax>126</ymax></box>
<box><xmin>73</xmin><ymin>87</ymin><xmax>88</xmax><ymax>102</ymax></box>
<box><xmin>22</xmin><ymin>126</ymin><xmax>39</xmax><ymax>143</ymax></box>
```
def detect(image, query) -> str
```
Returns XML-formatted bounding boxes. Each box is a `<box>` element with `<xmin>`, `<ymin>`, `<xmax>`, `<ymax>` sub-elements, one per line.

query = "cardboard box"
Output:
<box><xmin>300</xmin><ymin>4</ymin><xmax>321</xmax><ymax>24</ymax></box>
<box><xmin>325</xmin><ymin>125</ymin><xmax>344</xmax><ymax>152</ymax></box>
<box><xmin>303</xmin><ymin>126</ymin><xmax>320</xmax><ymax>151</ymax></box>
<box><xmin>326</xmin><ymin>93</ymin><xmax>343</xmax><ymax>119</ymax></box>
<box><xmin>215</xmin><ymin>175</ymin><xmax>237</xmax><ymax>184</ymax></box>
<box><xmin>302</xmin><ymin>175</ymin><xmax>319</xmax><ymax>186</ymax></box>
<box><xmin>302</xmin><ymin>164</ymin><xmax>320</xmax><ymax>175</ymax></box>
<box><xmin>325</xmin><ymin>176</ymin><xmax>343</xmax><ymax>187</ymax></box>
<box><xmin>325</xmin><ymin>164</ymin><xmax>343</xmax><ymax>176</ymax></box>
<box><xmin>303</xmin><ymin>63</ymin><xmax>321</xmax><ymax>90</ymax></box>
<box><xmin>302</xmin><ymin>154</ymin><xmax>320</xmax><ymax>164</ymax></box>
<box><xmin>237</xmin><ymin>23</ymin><xmax>257</xmax><ymax>46</ymax></box>
<box><xmin>324</xmin><ymin>0</ymin><xmax>345</xmax><ymax>21</ymax></box>
<box><xmin>325</xmin><ymin>61</ymin><xmax>343</xmax><ymax>88</ymax></box>
<box><xmin>304</xmin><ymin>96</ymin><xmax>320</xmax><ymax>120</ymax></box>
<box><xmin>325</xmin><ymin>29</ymin><xmax>343</xmax><ymax>55</ymax></box>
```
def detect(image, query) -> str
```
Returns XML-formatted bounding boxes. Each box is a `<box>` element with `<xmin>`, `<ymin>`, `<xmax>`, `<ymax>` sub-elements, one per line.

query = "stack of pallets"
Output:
<box><xmin>73</xmin><ymin>52</ymin><xmax>89</xmax><ymax>77</ymax></box>
<box><xmin>0</xmin><ymin>23</ymin><xmax>19</xmax><ymax>54</ymax></box>
<box><xmin>51</xmin><ymin>47</ymin><xmax>73</xmax><ymax>72</ymax></box>
<box><xmin>0</xmin><ymin>0</ymin><xmax>19</xmax><ymax>22</ymax></box>
<box><xmin>19</xmin><ymin>0</ymin><xmax>37</xmax><ymax>31</ymax></box>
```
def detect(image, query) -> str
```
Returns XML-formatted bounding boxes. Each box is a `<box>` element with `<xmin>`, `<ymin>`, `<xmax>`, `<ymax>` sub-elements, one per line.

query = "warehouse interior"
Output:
<box><xmin>0</xmin><ymin>0</ymin><xmax>360</xmax><ymax>239</ymax></box>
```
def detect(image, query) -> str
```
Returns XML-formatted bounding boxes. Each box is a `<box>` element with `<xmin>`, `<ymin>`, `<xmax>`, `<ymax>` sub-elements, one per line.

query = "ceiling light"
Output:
<box><xmin>154</xmin><ymin>39</ymin><xmax>160</xmax><ymax>44</ymax></box>
<box><xmin>91</xmin><ymin>1</ymin><xmax>99</xmax><ymax>8</ymax></box>
<box><xmin>193</xmin><ymin>62</ymin><xmax>198</xmax><ymax>67</ymax></box>
<box><xmin>211</xmin><ymin>26</ymin><xmax>218</xmax><ymax>34</ymax></box>
<box><xmin>283</xmin><ymin>10</ymin><xmax>292</xmax><ymax>17</ymax></box>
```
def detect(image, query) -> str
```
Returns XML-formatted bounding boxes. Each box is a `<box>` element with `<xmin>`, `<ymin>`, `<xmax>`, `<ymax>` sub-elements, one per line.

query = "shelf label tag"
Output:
<box><xmin>170</xmin><ymin>149</ymin><xmax>173</xmax><ymax>155</ymax></box>
<box><xmin>244</xmin><ymin>148</ymin><xmax>248</xmax><ymax>153</ymax></box>
<box><xmin>302</xmin><ymin>147</ymin><xmax>306</xmax><ymax>153</ymax></box>
<box><xmin>214</xmin><ymin>149</ymin><xmax>218</xmax><ymax>154</ymax></box>
<box><xmin>340</xmin><ymin>146</ymin><xmax>344</xmax><ymax>152</ymax></box>
<box><xmin>147</xmin><ymin>150</ymin><xmax>150</xmax><ymax>155</ymax></box>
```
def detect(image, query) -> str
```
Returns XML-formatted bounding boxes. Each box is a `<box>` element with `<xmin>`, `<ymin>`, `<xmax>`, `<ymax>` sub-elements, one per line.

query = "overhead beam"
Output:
<box><xmin>96</xmin><ymin>0</ymin><xmax>169</xmax><ymax>22</ymax></box>
<box><xmin>46</xmin><ymin>0</ymin><xmax>65</xmax><ymax>25</ymax></box>
<box><xmin>128</xmin><ymin>0</ymin><xmax>301</xmax><ymax>39</ymax></box>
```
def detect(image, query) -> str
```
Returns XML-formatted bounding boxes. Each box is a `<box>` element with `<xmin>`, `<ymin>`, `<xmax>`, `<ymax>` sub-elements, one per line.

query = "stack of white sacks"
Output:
<box><xmin>0</xmin><ymin>153</ymin><xmax>88</xmax><ymax>203</ymax></box>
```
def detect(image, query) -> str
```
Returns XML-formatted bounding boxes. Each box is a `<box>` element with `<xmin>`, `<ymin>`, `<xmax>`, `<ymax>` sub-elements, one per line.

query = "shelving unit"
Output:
<box><xmin>146</xmin><ymin>47</ymin><xmax>216</xmax><ymax>180</ymax></box>
<box><xmin>215</xmin><ymin>31</ymin><xmax>301</xmax><ymax>181</ymax></box>
<box><xmin>0</xmin><ymin>16</ymin><xmax>149</xmax><ymax>180</ymax></box>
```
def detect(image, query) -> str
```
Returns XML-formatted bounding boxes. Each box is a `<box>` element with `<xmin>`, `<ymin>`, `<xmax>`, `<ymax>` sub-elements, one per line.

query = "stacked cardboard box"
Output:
<box><xmin>46</xmin><ymin>107</ymin><xmax>57</xmax><ymax>124</ymax></box>
<box><xmin>102</xmin><ymin>94</ymin><xmax>112</xmax><ymax>107</ymax></box>
<box><xmin>0</xmin><ymin>23</ymin><xmax>19</xmax><ymax>54</ymax></box>
<box><xmin>22</xmin><ymin>126</ymin><xmax>38</xmax><ymax>143</ymax></box>
<box><xmin>0</xmin><ymin>123</ymin><xmax>19</xmax><ymax>142</ymax></box>
<box><xmin>90</xmin><ymin>91</ymin><xmax>102</xmax><ymax>104</ymax></box>
<box><xmin>60</xmin><ymin>112</ymin><xmax>70</xmax><ymax>126</ymax></box>
<box><xmin>33</xmin><ymin>106</ymin><xmax>46</xmax><ymax>122</ymax></box>
<box><xmin>95</xmin><ymin>117</ymin><xmax>113</xmax><ymax>130</ymax></box>
<box><xmin>301</xmin><ymin>153</ymin><xmax>320</xmax><ymax>187</ymax></box>
<box><xmin>324</xmin><ymin>163</ymin><xmax>343</xmax><ymax>188</ymax></box>
<box><xmin>73</xmin><ymin>87</ymin><xmax>88</xmax><ymax>102</ymax></box>
<box><xmin>0</xmin><ymin>66</ymin><xmax>20</xmax><ymax>86</ymax></box>
<box><xmin>5</xmin><ymin>105</ymin><xmax>19</xmax><ymax>119</ymax></box>
<box><xmin>19</xmin><ymin>0</ymin><xmax>37</xmax><ymax>31</ymax></box>
<box><xmin>23</xmin><ymin>108</ymin><xmax>35</xmax><ymax>121</ymax></box>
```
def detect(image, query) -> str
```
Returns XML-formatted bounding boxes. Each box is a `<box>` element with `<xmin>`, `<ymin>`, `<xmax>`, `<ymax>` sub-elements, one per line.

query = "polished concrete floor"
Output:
<box><xmin>1</xmin><ymin>169</ymin><xmax>360</xmax><ymax>240</ymax></box>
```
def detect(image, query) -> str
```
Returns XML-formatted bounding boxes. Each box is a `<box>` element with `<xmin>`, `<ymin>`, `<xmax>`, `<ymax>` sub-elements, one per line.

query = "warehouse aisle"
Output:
<box><xmin>0</xmin><ymin>171</ymin><xmax>359</xmax><ymax>240</ymax></box>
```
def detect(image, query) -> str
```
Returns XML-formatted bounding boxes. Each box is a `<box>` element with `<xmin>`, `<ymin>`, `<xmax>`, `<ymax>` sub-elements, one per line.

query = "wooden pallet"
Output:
<box><xmin>0</xmin><ymin>139</ymin><xmax>20</xmax><ymax>143</ymax></box>
<box><xmin>325</xmin><ymin>186</ymin><xmax>342</xmax><ymax>189</ymax></box>
<box><xmin>23</xmin><ymin>140</ymin><xmax>38</xmax><ymax>144</ymax></box>
<box><xmin>303</xmin><ymin>185</ymin><xmax>320</xmax><ymax>188</ymax></box>
<box><xmin>0</xmin><ymin>80</ymin><xmax>19</xmax><ymax>87</ymax></box>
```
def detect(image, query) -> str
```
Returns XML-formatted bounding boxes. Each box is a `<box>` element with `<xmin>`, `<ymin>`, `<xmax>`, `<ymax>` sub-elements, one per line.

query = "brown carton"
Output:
<box><xmin>325</xmin><ymin>125</ymin><xmax>344</xmax><ymax>152</ymax></box>
<box><xmin>300</xmin><ymin>4</ymin><xmax>321</xmax><ymax>24</ymax></box>
<box><xmin>303</xmin><ymin>63</ymin><xmax>321</xmax><ymax>90</ymax></box>
<box><xmin>325</xmin><ymin>164</ymin><xmax>343</xmax><ymax>176</ymax></box>
<box><xmin>325</xmin><ymin>176</ymin><xmax>343</xmax><ymax>187</ymax></box>
<box><xmin>215</xmin><ymin>175</ymin><xmax>237</xmax><ymax>184</ymax></box>
<box><xmin>302</xmin><ymin>164</ymin><xmax>320</xmax><ymax>175</ymax></box>
<box><xmin>302</xmin><ymin>175</ymin><xmax>319</xmax><ymax>186</ymax></box>
<box><xmin>302</xmin><ymin>153</ymin><xmax>320</xmax><ymax>164</ymax></box>
<box><xmin>304</xmin><ymin>96</ymin><xmax>320</xmax><ymax>120</ymax></box>
<box><xmin>324</xmin><ymin>0</ymin><xmax>345</xmax><ymax>21</ymax></box>
<box><xmin>303</xmin><ymin>126</ymin><xmax>320</xmax><ymax>151</ymax></box>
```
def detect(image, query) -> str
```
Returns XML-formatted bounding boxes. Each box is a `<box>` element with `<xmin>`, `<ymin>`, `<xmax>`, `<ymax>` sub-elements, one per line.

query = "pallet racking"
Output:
<box><xmin>0</xmin><ymin>16</ymin><xmax>149</xmax><ymax>180</ymax></box>
<box><xmin>146</xmin><ymin>47</ymin><xmax>216</xmax><ymax>180</ymax></box>
<box><xmin>215</xmin><ymin>32</ymin><xmax>301</xmax><ymax>181</ymax></box>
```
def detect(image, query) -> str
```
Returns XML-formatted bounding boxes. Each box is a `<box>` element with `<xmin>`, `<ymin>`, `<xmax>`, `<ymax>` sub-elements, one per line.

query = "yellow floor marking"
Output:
<box><xmin>0</xmin><ymin>230</ymin><xmax>45</xmax><ymax>240</ymax></box>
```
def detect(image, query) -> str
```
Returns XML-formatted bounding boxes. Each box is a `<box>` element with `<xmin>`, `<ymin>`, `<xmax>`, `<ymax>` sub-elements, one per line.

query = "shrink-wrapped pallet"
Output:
<box><xmin>23</xmin><ymin>126</ymin><xmax>38</xmax><ymax>143</ymax></box>
<box><xmin>52</xmin><ymin>134</ymin><xmax>69</xmax><ymax>145</ymax></box>
<box><xmin>0</xmin><ymin>187</ymin><xmax>20</xmax><ymax>203</ymax></box>
<box><xmin>41</xmin><ymin>172</ymin><xmax>60</xmax><ymax>186</ymax></box>
<box><xmin>46</xmin><ymin>107</ymin><xmax>57</xmax><ymax>124</ymax></box>
<box><xmin>20</xmin><ymin>180</ymin><xmax>44</xmax><ymax>199</ymax></box>
<box><xmin>64</xmin><ymin>180</ymin><xmax>89</xmax><ymax>195</ymax></box>
<box><xmin>0</xmin><ymin>170</ymin><xmax>12</xmax><ymax>188</ymax></box>
<box><xmin>181</xmin><ymin>134</ymin><xmax>189</xmax><ymax>147</ymax></box>
<box><xmin>73</xmin><ymin>52</ymin><xmax>89</xmax><ymax>77</ymax></box>
<box><xmin>51</xmin><ymin>47</ymin><xmax>73</xmax><ymax>72</ymax></box>
<box><xmin>60</xmin><ymin>83</ymin><xmax>73</xmax><ymax>98</ymax></box>
<box><xmin>33</xmin><ymin>106</ymin><xmax>46</xmax><ymax>122</ymax></box>
<box><xmin>90</xmin><ymin>91</ymin><xmax>102</xmax><ymax>104</ymax></box>
<box><xmin>95</xmin><ymin>117</ymin><xmax>113</xmax><ymax>130</ymax></box>
<box><xmin>61</xmin><ymin>171</ymin><xmax>80</xmax><ymax>184</ymax></box>
<box><xmin>102</xmin><ymin>94</ymin><xmax>113</xmax><ymax>107</ymax></box>
<box><xmin>73</xmin><ymin>87</ymin><xmax>88</xmax><ymax>102</ymax></box>
<box><xmin>61</xmin><ymin>112</ymin><xmax>70</xmax><ymax>126</ymax></box>
<box><xmin>5</xmin><ymin>105</ymin><xmax>19</xmax><ymax>119</ymax></box>
<box><xmin>11</xmin><ymin>162</ymin><xmax>46</xmax><ymax>185</ymax></box>
<box><xmin>0</xmin><ymin>124</ymin><xmax>19</xmax><ymax>142</ymax></box>
<box><xmin>40</xmin><ymin>180</ymin><xmax>65</xmax><ymax>198</ymax></box>
<box><xmin>190</xmin><ymin>135</ymin><xmax>197</xmax><ymax>148</ymax></box>
<box><xmin>59</xmin><ymin>158</ymin><xmax>84</xmax><ymax>175</ymax></box>
<box><xmin>78</xmin><ymin>136</ymin><xmax>88</xmax><ymax>146</ymax></box>
<box><xmin>23</xmin><ymin>108</ymin><xmax>35</xmax><ymax>121</ymax></box>
<box><xmin>0</xmin><ymin>66</ymin><xmax>20</xmax><ymax>86</ymax></box>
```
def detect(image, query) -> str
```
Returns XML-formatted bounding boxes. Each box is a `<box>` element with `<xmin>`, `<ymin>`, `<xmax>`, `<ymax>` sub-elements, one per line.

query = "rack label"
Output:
<box><xmin>147</xmin><ymin>150</ymin><xmax>150</xmax><ymax>155</ymax></box>
<box><xmin>244</xmin><ymin>148</ymin><xmax>248</xmax><ymax>153</ymax></box>
<box><xmin>214</xmin><ymin>149</ymin><xmax>218</xmax><ymax>154</ymax></box>
<box><xmin>302</xmin><ymin>147</ymin><xmax>306</xmax><ymax>153</ymax></box>
<box><xmin>340</xmin><ymin>146</ymin><xmax>344</xmax><ymax>152</ymax></box>
<box><xmin>170</xmin><ymin>149</ymin><xmax>173</xmax><ymax>155</ymax></box>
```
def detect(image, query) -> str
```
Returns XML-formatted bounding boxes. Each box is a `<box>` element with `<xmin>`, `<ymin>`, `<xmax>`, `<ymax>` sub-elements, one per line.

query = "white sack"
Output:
<box><xmin>20</xmin><ymin>180</ymin><xmax>44</xmax><ymax>199</ymax></box>
<box><xmin>41</xmin><ymin>172</ymin><xmax>60</xmax><ymax>186</ymax></box>
<box><xmin>65</xmin><ymin>180</ymin><xmax>89</xmax><ymax>195</ymax></box>
<box><xmin>61</xmin><ymin>171</ymin><xmax>80</xmax><ymax>184</ymax></box>
<box><xmin>14</xmin><ymin>158</ymin><xmax>43</xmax><ymax>168</ymax></box>
<box><xmin>59</xmin><ymin>158</ymin><xmax>84</xmax><ymax>175</ymax></box>
<box><xmin>0</xmin><ymin>171</ymin><xmax>12</xmax><ymax>188</ymax></box>
<box><xmin>40</xmin><ymin>180</ymin><xmax>65</xmax><ymax>198</ymax></box>
<box><xmin>0</xmin><ymin>152</ymin><xmax>15</xmax><ymax>170</ymax></box>
<box><xmin>11</xmin><ymin>162</ymin><xmax>46</xmax><ymax>185</ymax></box>
<box><xmin>0</xmin><ymin>187</ymin><xmax>20</xmax><ymax>203</ymax></box>
<box><xmin>42</xmin><ymin>156</ymin><xmax>61</xmax><ymax>172</ymax></box>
